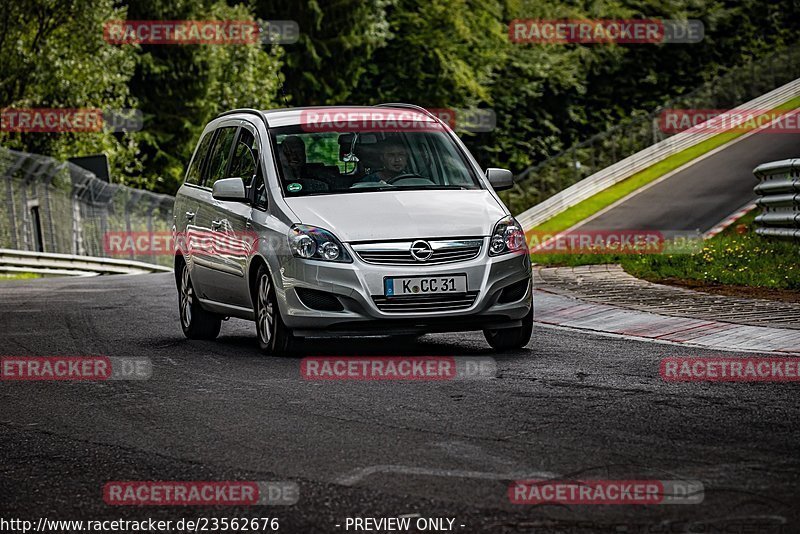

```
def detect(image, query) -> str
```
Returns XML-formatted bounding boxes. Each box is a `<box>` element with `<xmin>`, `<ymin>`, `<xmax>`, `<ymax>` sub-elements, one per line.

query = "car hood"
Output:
<box><xmin>284</xmin><ymin>190</ymin><xmax>507</xmax><ymax>242</ymax></box>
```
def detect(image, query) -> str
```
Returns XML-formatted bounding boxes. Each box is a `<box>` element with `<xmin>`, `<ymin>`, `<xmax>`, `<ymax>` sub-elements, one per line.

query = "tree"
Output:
<box><xmin>0</xmin><ymin>0</ymin><xmax>140</xmax><ymax>178</ymax></box>
<box><xmin>254</xmin><ymin>0</ymin><xmax>393</xmax><ymax>105</ymax></box>
<box><xmin>124</xmin><ymin>0</ymin><xmax>283</xmax><ymax>193</ymax></box>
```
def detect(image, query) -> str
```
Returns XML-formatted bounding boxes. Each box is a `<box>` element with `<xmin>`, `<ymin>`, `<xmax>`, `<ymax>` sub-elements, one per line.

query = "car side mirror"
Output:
<box><xmin>486</xmin><ymin>168</ymin><xmax>514</xmax><ymax>191</ymax></box>
<box><xmin>212</xmin><ymin>177</ymin><xmax>248</xmax><ymax>202</ymax></box>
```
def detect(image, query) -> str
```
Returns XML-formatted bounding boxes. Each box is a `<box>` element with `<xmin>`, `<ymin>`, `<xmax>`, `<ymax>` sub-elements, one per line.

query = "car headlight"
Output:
<box><xmin>489</xmin><ymin>216</ymin><xmax>527</xmax><ymax>256</ymax></box>
<box><xmin>288</xmin><ymin>224</ymin><xmax>352</xmax><ymax>263</ymax></box>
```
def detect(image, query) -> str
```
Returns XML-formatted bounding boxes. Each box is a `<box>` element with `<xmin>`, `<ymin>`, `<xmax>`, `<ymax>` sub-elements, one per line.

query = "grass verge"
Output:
<box><xmin>533</xmin><ymin>212</ymin><xmax>800</xmax><ymax>297</ymax></box>
<box><xmin>0</xmin><ymin>272</ymin><xmax>42</xmax><ymax>280</ymax></box>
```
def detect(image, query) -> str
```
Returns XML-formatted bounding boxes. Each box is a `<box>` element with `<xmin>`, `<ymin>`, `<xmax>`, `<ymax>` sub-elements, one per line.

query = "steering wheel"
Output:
<box><xmin>385</xmin><ymin>173</ymin><xmax>428</xmax><ymax>184</ymax></box>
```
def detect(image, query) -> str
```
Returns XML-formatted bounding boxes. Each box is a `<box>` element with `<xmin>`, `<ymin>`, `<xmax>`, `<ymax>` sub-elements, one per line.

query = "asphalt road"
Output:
<box><xmin>1</xmin><ymin>273</ymin><xmax>799</xmax><ymax>533</ymax></box>
<box><xmin>578</xmin><ymin>130</ymin><xmax>800</xmax><ymax>232</ymax></box>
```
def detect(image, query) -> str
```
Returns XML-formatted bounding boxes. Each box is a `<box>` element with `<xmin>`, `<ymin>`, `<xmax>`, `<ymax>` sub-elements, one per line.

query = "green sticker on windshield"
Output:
<box><xmin>287</xmin><ymin>182</ymin><xmax>302</xmax><ymax>193</ymax></box>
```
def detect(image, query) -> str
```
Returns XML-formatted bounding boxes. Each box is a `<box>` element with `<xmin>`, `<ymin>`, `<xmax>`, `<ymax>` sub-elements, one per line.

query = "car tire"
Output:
<box><xmin>483</xmin><ymin>304</ymin><xmax>533</xmax><ymax>351</ymax></box>
<box><xmin>254</xmin><ymin>265</ymin><xmax>296</xmax><ymax>355</ymax></box>
<box><xmin>178</xmin><ymin>261</ymin><xmax>221</xmax><ymax>340</ymax></box>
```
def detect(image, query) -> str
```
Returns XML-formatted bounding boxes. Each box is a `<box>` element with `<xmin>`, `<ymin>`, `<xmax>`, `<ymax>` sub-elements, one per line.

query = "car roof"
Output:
<box><xmin>218</xmin><ymin>105</ymin><xmax>439</xmax><ymax>128</ymax></box>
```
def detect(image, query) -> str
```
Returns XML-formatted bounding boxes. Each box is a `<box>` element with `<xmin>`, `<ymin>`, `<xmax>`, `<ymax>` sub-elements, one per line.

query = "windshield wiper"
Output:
<box><xmin>394</xmin><ymin>185</ymin><xmax>469</xmax><ymax>190</ymax></box>
<box><xmin>344</xmin><ymin>185</ymin><xmax>473</xmax><ymax>193</ymax></box>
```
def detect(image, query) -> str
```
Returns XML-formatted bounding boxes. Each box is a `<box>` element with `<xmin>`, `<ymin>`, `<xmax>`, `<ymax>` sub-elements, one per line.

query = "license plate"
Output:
<box><xmin>384</xmin><ymin>275</ymin><xmax>467</xmax><ymax>296</ymax></box>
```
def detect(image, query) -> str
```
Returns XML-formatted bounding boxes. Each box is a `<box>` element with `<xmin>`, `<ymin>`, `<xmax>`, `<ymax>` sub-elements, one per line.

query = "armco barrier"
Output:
<box><xmin>0</xmin><ymin>249</ymin><xmax>172</xmax><ymax>276</ymax></box>
<box><xmin>0</xmin><ymin>148</ymin><xmax>174</xmax><ymax>268</ymax></box>
<box><xmin>753</xmin><ymin>159</ymin><xmax>800</xmax><ymax>239</ymax></box>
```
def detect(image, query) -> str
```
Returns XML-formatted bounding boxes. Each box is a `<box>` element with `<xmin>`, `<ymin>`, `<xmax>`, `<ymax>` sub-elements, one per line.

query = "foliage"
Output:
<box><xmin>124</xmin><ymin>0</ymin><xmax>283</xmax><ymax>193</ymax></box>
<box><xmin>0</xmin><ymin>0</ymin><xmax>140</xmax><ymax>178</ymax></box>
<box><xmin>2</xmin><ymin>0</ymin><xmax>800</xmax><ymax>195</ymax></box>
<box><xmin>254</xmin><ymin>0</ymin><xmax>393</xmax><ymax>105</ymax></box>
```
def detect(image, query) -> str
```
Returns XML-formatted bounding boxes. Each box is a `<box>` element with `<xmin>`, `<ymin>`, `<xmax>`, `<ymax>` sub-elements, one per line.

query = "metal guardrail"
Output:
<box><xmin>516</xmin><ymin>77</ymin><xmax>800</xmax><ymax>231</ymax></box>
<box><xmin>0</xmin><ymin>149</ymin><xmax>174</xmax><ymax>267</ymax></box>
<box><xmin>0</xmin><ymin>249</ymin><xmax>173</xmax><ymax>277</ymax></box>
<box><xmin>753</xmin><ymin>160</ymin><xmax>800</xmax><ymax>239</ymax></box>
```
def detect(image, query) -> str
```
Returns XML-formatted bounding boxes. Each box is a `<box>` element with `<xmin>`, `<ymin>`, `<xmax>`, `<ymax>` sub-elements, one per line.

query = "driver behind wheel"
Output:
<box><xmin>359</xmin><ymin>139</ymin><xmax>409</xmax><ymax>183</ymax></box>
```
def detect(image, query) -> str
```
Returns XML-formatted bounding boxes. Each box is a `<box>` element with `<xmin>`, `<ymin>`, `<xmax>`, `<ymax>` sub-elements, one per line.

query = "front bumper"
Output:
<box><xmin>275</xmin><ymin>237</ymin><xmax>532</xmax><ymax>336</ymax></box>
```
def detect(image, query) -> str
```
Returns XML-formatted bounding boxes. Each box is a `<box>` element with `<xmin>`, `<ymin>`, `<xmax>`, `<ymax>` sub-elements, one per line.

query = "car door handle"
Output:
<box><xmin>185</xmin><ymin>211</ymin><xmax>195</xmax><ymax>220</ymax></box>
<box><xmin>211</xmin><ymin>220</ymin><xmax>223</xmax><ymax>230</ymax></box>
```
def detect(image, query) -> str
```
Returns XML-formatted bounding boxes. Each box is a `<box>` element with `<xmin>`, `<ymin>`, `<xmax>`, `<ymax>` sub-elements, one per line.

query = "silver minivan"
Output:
<box><xmin>173</xmin><ymin>105</ymin><xmax>532</xmax><ymax>354</ymax></box>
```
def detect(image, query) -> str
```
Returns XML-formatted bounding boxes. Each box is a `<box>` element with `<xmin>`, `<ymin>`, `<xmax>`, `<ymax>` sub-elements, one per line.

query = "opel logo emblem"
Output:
<box><xmin>410</xmin><ymin>240</ymin><xmax>433</xmax><ymax>261</ymax></box>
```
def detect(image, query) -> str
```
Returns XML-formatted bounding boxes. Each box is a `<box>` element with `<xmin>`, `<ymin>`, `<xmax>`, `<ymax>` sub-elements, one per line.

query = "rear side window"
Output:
<box><xmin>185</xmin><ymin>131</ymin><xmax>214</xmax><ymax>185</ymax></box>
<box><xmin>252</xmin><ymin>164</ymin><xmax>268</xmax><ymax>210</ymax></box>
<box><xmin>229</xmin><ymin>128</ymin><xmax>258</xmax><ymax>187</ymax></box>
<box><xmin>204</xmin><ymin>126</ymin><xmax>238</xmax><ymax>186</ymax></box>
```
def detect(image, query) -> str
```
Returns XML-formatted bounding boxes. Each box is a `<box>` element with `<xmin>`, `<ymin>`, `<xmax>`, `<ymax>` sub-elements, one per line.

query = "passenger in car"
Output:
<box><xmin>279</xmin><ymin>136</ymin><xmax>329</xmax><ymax>193</ymax></box>
<box><xmin>280</xmin><ymin>135</ymin><xmax>307</xmax><ymax>179</ymax></box>
<box><xmin>359</xmin><ymin>139</ymin><xmax>409</xmax><ymax>183</ymax></box>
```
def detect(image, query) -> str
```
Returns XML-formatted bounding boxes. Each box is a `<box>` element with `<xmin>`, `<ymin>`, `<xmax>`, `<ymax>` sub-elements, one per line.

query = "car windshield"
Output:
<box><xmin>269</xmin><ymin>124</ymin><xmax>484</xmax><ymax>197</ymax></box>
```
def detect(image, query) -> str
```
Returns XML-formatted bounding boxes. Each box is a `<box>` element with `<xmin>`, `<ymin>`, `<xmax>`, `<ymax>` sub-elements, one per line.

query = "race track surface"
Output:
<box><xmin>1</xmin><ymin>273</ymin><xmax>798</xmax><ymax>532</ymax></box>
<box><xmin>579</xmin><ymin>131</ymin><xmax>800</xmax><ymax>232</ymax></box>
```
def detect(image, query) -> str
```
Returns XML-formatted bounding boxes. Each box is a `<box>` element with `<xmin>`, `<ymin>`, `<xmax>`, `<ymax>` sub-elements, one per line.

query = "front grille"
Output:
<box><xmin>353</xmin><ymin>239</ymin><xmax>482</xmax><ymax>265</ymax></box>
<box><xmin>372</xmin><ymin>291</ymin><xmax>479</xmax><ymax>313</ymax></box>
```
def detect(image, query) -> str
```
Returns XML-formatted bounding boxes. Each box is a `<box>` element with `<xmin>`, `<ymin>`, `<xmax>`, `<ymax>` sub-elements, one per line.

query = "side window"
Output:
<box><xmin>185</xmin><ymin>131</ymin><xmax>214</xmax><ymax>185</ymax></box>
<box><xmin>229</xmin><ymin>128</ymin><xmax>258</xmax><ymax>187</ymax></box>
<box><xmin>252</xmin><ymin>164</ymin><xmax>268</xmax><ymax>210</ymax></box>
<box><xmin>204</xmin><ymin>126</ymin><xmax>238</xmax><ymax>187</ymax></box>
